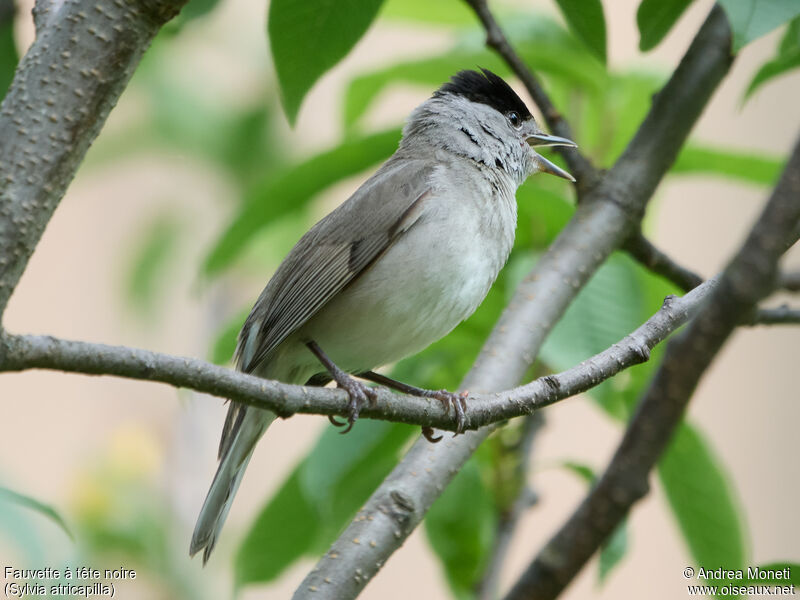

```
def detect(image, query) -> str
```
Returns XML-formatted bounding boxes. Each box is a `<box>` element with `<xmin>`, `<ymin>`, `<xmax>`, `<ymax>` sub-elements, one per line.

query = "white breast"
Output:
<box><xmin>297</xmin><ymin>164</ymin><xmax>518</xmax><ymax>374</ymax></box>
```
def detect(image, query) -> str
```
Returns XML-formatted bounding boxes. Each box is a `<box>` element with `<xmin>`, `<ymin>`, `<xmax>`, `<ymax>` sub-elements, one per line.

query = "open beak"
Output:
<box><xmin>526</xmin><ymin>133</ymin><xmax>577</xmax><ymax>148</ymax></box>
<box><xmin>526</xmin><ymin>132</ymin><xmax>577</xmax><ymax>182</ymax></box>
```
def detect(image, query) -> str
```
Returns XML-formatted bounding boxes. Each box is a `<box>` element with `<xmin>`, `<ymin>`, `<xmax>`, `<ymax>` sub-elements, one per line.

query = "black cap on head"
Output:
<box><xmin>435</xmin><ymin>68</ymin><xmax>532</xmax><ymax>119</ymax></box>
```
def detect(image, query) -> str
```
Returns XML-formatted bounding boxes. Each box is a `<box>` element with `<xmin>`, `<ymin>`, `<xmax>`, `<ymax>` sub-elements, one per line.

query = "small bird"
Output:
<box><xmin>190</xmin><ymin>69</ymin><xmax>575</xmax><ymax>562</ymax></box>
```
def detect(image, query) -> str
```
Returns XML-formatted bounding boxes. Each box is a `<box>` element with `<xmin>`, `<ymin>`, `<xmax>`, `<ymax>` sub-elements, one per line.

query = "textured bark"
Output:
<box><xmin>0</xmin><ymin>0</ymin><xmax>186</xmax><ymax>317</ymax></box>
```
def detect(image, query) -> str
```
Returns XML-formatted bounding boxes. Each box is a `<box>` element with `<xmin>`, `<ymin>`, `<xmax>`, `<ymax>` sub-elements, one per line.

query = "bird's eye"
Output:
<box><xmin>507</xmin><ymin>111</ymin><xmax>521</xmax><ymax>128</ymax></box>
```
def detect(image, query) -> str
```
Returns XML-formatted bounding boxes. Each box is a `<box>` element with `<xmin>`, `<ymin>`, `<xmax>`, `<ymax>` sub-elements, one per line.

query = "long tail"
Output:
<box><xmin>190</xmin><ymin>406</ymin><xmax>276</xmax><ymax>564</ymax></box>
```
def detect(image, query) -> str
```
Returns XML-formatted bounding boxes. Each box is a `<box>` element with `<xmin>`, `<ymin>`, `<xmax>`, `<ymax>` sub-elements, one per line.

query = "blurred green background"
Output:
<box><xmin>1</xmin><ymin>0</ymin><xmax>799</xmax><ymax>598</ymax></box>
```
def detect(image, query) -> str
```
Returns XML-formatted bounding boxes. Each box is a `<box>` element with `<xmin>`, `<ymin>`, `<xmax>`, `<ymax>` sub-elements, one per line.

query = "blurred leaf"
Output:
<box><xmin>343</xmin><ymin>17</ymin><xmax>607</xmax><ymax>130</ymax></box>
<box><xmin>719</xmin><ymin>0</ymin><xmax>800</xmax><ymax>52</ymax></box>
<box><xmin>203</xmin><ymin>128</ymin><xmax>402</xmax><ymax>276</ymax></box>
<box><xmin>560</xmin><ymin>460</ymin><xmax>595</xmax><ymax>483</ymax></box>
<box><xmin>236</xmin><ymin>465</ymin><xmax>319</xmax><ymax>585</ymax></box>
<box><xmin>269</xmin><ymin>0</ymin><xmax>386</xmax><ymax>124</ymax></box>
<box><xmin>125</xmin><ymin>215</ymin><xmax>181</xmax><ymax>313</ymax></box>
<box><xmin>0</xmin><ymin>485</ymin><xmax>73</xmax><ymax>541</ymax></box>
<box><xmin>658</xmin><ymin>423</ymin><xmax>746</xmax><ymax>574</ymax></box>
<box><xmin>425</xmin><ymin>454</ymin><xmax>496</xmax><ymax>599</ymax></box>
<box><xmin>539</xmin><ymin>252</ymin><xmax>674</xmax><ymax>420</ymax></box>
<box><xmin>236</xmin><ymin>422</ymin><xmax>413</xmax><ymax>585</ymax></box>
<box><xmin>304</xmin><ymin>421</ymin><xmax>415</xmax><ymax>552</ymax></box>
<box><xmin>673</xmin><ymin>145</ymin><xmax>784</xmax><ymax>185</ymax></box>
<box><xmin>515</xmin><ymin>184</ymin><xmax>575</xmax><ymax>250</ymax></box>
<box><xmin>0</xmin><ymin>0</ymin><xmax>18</xmax><ymax>100</ymax></box>
<box><xmin>745</xmin><ymin>17</ymin><xmax>800</xmax><ymax>100</ymax></box>
<box><xmin>553</xmin><ymin>0</ymin><xmax>607</xmax><ymax>63</ymax></box>
<box><xmin>636</xmin><ymin>0</ymin><xmax>694</xmax><ymax>51</ymax></box>
<box><xmin>381</xmin><ymin>0</ymin><xmax>476</xmax><ymax>25</ymax></box>
<box><xmin>599</xmin><ymin>518</ymin><xmax>628</xmax><ymax>584</ymax></box>
<box><xmin>209</xmin><ymin>309</ymin><xmax>247</xmax><ymax>365</ymax></box>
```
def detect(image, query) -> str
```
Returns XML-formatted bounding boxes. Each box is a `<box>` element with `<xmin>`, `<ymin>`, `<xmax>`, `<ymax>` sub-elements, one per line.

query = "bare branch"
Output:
<box><xmin>0</xmin><ymin>279</ymin><xmax>716</xmax><ymax>432</ymax></box>
<box><xmin>0</xmin><ymin>0</ymin><xmax>187</xmax><ymax>318</ymax></box>
<box><xmin>293</xmin><ymin>7</ymin><xmax>733</xmax><ymax>598</ymax></box>
<box><xmin>623</xmin><ymin>231</ymin><xmax>704</xmax><ymax>292</ymax></box>
<box><xmin>503</xmin><ymin>132</ymin><xmax>800</xmax><ymax>600</ymax></box>
<box><xmin>463</xmin><ymin>0</ymin><xmax>598</xmax><ymax>191</ymax></box>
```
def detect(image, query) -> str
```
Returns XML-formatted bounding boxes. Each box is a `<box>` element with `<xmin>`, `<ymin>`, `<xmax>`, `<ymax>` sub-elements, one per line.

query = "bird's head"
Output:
<box><xmin>402</xmin><ymin>69</ymin><xmax>576</xmax><ymax>184</ymax></box>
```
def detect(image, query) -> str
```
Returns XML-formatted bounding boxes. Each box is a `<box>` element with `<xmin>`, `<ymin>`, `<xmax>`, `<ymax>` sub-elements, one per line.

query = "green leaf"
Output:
<box><xmin>304</xmin><ymin>421</ymin><xmax>415</xmax><ymax>552</ymax></box>
<box><xmin>380</xmin><ymin>0</ymin><xmax>476</xmax><ymax>25</ymax></box>
<box><xmin>0</xmin><ymin>485</ymin><xmax>73</xmax><ymax>541</ymax></box>
<box><xmin>636</xmin><ymin>0</ymin><xmax>695</xmax><ymax>51</ymax></box>
<box><xmin>718</xmin><ymin>0</ymin><xmax>800</xmax><ymax>52</ymax></box>
<box><xmin>124</xmin><ymin>215</ymin><xmax>181</xmax><ymax>314</ymax></box>
<box><xmin>560</xmin><ymin>460</ymin><xmax>595</xmax><ymax>484</ymax></box>
<box><xmin>235</xmin><ymin>465</ymin><xmax>319</xmax><ymax>585</ymax></box>
<box><xmin>539</xmin><ymin>252</ymin><xmax>674</xmax><ymax>420</ymax></box>
<box><xmin>658</xmin><ymin>423</ymin><xmax>746</xmax><ymax>573</ymax></box>
<box><xmin>0</xmin><ymin>0</ymin><xmax>18</xmax><ymax>100</ymax></box>
<box><xmin>745</xmin><ymin>17</ymin><xmax>800</xmax><ymax>100</ymax></box>
<box><xmin>343</xmin><ymin>17</ymin><xmax>607</xmax><ymax>130</ymax></box>
<box><xmin>203</xmin><ymin>128</ymin><xmax>402</xmax><ymax>276</ymax></box>
<box><xmin>424</xmin><ymin>455</ymin><xmax>496</xmax><ymax>599</ymax></box>
<box><xmin>599</xmin><ymin>518</ymin><xmax>628</xmax><ymax>584</ymax></box>
<box><xmin>269</xmin><ymin>0</ymin><xmax>386</xmax><ymax>124</ymax></box>
<box><xmin>553</xmin><ymin>0</ymin><xmax>607</xmax><ymax>63</ymax></box>
<box><xmin>299</xmin><ymin>420</ymin><xmax>412</xmax><ymax>521</ymax></box>
<box><xmin>673</xmin><ymin>145</ymin><xmax>784</xmax><ymax>185</ymax></box>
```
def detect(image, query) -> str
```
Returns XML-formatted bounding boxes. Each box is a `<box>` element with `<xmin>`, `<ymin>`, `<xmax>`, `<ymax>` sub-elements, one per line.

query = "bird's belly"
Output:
<box><xmin>298</xmin><ymin>213</ymin><xmax>511</xmax><ymax>372</ymax></box>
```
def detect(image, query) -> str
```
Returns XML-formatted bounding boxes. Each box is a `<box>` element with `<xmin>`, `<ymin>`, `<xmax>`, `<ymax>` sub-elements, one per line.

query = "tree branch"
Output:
<box><xmin>503</xmin><ymin>132</ymin><xmax>800</xmax><ymax>600</ymax></box>
<box><xmin>0</xmin><ymin>0</ymin><xmax>187</xmax><ymax>319</ymax></box>
<box><xmin>623</xmin><ymin>231</ymin><xmax>704</xmax><ymax>292</ymax></box>
<box><xmin>463</xmin><ymin>0</ymin><xmax>598</xmax><ymax>192</ymax></box>
<box><xmin>293</xmin><ymin>7</ymin><xmax>733</xmax><ymax>599</ymax></box>
<box><xmin>0</xmin><ymin>278</ymin><xmax>717</xmax><ymax>432</ymax></box>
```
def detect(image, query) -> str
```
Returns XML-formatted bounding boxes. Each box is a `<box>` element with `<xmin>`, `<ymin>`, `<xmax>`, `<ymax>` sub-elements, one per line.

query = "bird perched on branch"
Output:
<box><xmin>190</xmin><ymin>68</ymin><xmax>575</xmax><ymax>562</ymax></box>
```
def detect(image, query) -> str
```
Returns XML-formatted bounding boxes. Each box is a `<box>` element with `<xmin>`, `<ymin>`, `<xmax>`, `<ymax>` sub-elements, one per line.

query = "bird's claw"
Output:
<box><xmin>331</xmin><ymin>376</ymin><xmax>378</xmax><ymax>434</ymax></box>
<box><xmin>432</xmin><ymin>390</ymin><xmax>469</xmax><ymax>435</ymax></box>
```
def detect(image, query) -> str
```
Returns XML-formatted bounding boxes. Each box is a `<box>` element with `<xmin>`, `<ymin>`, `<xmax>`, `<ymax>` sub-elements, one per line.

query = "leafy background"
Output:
<box><xmin>0</xmin><ymin>0</ymin><xmax>799</xmax><ymax>598</ymax></box>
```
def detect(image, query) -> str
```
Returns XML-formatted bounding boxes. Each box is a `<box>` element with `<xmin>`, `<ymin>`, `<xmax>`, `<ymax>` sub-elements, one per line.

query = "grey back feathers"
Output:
<box><xmin>235</xmin><ymin>159</ymin><xmax>436</xmax><ymax>374</ymax></box>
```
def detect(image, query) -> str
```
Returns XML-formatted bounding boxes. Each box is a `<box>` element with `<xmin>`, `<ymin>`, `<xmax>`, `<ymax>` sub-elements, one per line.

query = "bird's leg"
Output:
<box><xmin>359</xmin><ymin>371</ymin><xmax>469</xmax><ymax>438</ymax></box>
<box><xmin>306</xmin><ymin>341</ymin><xmax>377</xmax><ymax>434</ymax></box>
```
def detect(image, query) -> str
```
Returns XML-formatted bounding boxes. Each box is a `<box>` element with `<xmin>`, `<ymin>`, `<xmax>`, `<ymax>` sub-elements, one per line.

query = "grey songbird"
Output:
<box><xmin>190</xmin><ymin>69</ymin><xmax>576</xmax><ymax>562</ymax></box>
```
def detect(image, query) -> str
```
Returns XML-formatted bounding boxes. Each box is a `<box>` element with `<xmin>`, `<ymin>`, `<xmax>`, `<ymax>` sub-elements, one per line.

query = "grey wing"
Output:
<box><xmin>235</xmin><ymin>158</ymin><xmax>436</xmax><ymax>374</ymax></box>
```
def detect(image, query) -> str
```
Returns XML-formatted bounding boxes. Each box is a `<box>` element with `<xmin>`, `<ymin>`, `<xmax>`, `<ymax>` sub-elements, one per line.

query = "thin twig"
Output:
<box><xmin>623</xmin><ymin>231</ymin><xmax>704</xmax><ymax>292</ymax></box>
<box><xmin>463</xmin><ymin>0</ymin><xmax>598</xmax><ymax>191</ymax></box>
<box><xmin>503</xmin><ymin>131</ymin><xmax>800</xmax><ymax>600</ymax></box>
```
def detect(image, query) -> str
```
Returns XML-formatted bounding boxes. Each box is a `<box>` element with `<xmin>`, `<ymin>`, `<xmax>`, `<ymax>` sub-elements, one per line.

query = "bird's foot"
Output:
<box><xmin>328</xmin><ymin>375</ymin><xmax>378</xmax><ymax>434</ymax></box>
<box><xmin>431</xmin><ymin>389</ymin><xmax>469</xmax><ymax>435</ymax></box>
